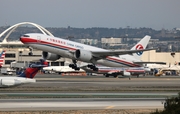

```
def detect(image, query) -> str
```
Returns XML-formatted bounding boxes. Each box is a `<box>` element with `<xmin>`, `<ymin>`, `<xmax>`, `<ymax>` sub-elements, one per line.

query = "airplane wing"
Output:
<box><xmin>91</xmin><ymin>48</ymin><xmax>154</xmax><ymax>58</ymax></box>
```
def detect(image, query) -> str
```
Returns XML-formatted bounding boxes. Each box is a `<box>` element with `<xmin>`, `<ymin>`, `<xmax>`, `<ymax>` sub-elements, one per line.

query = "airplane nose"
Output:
<box><xmin>19</xmin><ymin>37</ymin><xmax>22</xmax><ymax>42</ymax></box>
<box><xmin>20</xmin><ymin>34</ymin><xmax>30</xmax><ymax>43</ymax></box>
<box><xmin>20</xmin><ymin>36</ymin><xmax>27</xmax><ymax>43</ymax></box>
<box><xmin>19</xmin><ymin>36</ymin><xmax>24</xmax><ymax>43</ymax></box>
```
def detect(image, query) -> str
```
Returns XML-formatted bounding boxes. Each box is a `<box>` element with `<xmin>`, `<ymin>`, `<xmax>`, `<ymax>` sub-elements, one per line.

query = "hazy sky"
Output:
<box><xmin>0</xmin><ymin>0</ymin><xmax>180</xmax><ymax>30</ymax></box>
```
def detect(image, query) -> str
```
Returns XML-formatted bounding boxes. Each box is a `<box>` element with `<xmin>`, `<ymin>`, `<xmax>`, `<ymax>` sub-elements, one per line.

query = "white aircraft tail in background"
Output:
<box><xmin>130</xmin><ymin>35</ymin><xmax>151</xmax><ymax>60</ymax></box>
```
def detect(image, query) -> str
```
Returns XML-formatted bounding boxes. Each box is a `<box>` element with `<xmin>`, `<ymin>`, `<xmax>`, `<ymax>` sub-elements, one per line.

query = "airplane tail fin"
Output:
<box><xmin>130</xmin><ymin>35</ymin><xmax>151</xmax><ymax>60</ymax></box>
<box><xmin>0</xmin><ymin>50</ymin><xmax>6</xmax><ymax>68</ymax></box>
<box><xmin>18</xmin><ymin>59</ymin><xmax>48</xmax><ymax>78</ymax></box>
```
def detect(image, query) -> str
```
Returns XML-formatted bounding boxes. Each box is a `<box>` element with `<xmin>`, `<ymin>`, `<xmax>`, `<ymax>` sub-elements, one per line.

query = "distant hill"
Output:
<box><xmin>0</xmin><ymin>26</ymin><xmax>178</xmax><ymax>41</ymax></box>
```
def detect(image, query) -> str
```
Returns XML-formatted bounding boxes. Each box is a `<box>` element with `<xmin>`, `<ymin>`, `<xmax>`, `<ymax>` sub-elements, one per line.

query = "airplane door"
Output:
<box><xmin>37</xmin><ymin>36</ymin><xmax>41</xmax><ymax>43</ymax></box>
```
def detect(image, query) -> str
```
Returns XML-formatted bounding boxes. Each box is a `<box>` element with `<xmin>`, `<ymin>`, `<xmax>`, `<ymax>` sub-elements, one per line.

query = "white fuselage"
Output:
<box><xmin>83</xmin><ymin>66</ymin><xmax>150</xmax><ymax>74</ymax></box>
<box><xmin>43</xmin><ymin>66</ymin><xmax>85</xmax><ymax>73</ymax></box>
<box><xmin>0</xmin><ymin>77</ymin><xmax>36</xmax><ymax>87</ymax></box>
<box><xmin>22</xmin><ymin>33</ymin><xmax>141</xmax><ymax>67</ymax></box>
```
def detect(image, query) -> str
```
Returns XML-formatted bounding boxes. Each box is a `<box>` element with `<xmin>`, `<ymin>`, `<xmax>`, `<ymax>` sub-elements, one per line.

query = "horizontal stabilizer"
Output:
<box><xmin>29</xmin><ymin>64</ymin><xmax>48</xmax><ymax>68</ymax></box>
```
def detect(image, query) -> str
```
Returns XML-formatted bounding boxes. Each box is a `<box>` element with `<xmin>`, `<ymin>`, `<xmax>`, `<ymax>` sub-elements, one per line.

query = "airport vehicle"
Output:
<box><xmin>81</xmin><ymin>65</ymin><xmax>151</xmax><ymax>78</ymax></box>
<box><xmin>20</xmin><ymin>33</ymin><xmax>153</xmax><ymax>71</ymax></box>
<box><xmin>43</xmin><ymin>66</ymin><xmax>85</xmax><ymax>74</ymax></box>
<box><xmin>1</xmin><ymin>67</ymin><xmax>15</xmax><ymax>75</ymax></box>
<box><xmin>0</xmin><ymin>59</ymin><xmax>48</xmax><ymax>87</ymax></box>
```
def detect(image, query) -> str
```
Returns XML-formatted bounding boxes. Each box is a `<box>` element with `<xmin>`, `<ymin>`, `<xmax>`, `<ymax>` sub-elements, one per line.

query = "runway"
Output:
<box><xmin>4</xmin><ymin>74</ymin><xmax>179</xmax><ymax>92</ymax></box>
<box><xmin>0</xmin><ymin>98</ymin><xmax>164</xmax><ymax>111</ymax></box>
<box><xmin>0</xmin><ymin>74</ymin><xmax>179</xmax><ymax>112</ymax></box>
<box><xmin>0</xmin><ymin>92</ymin><xmax>177</xmax><ymax>98</ymax></box>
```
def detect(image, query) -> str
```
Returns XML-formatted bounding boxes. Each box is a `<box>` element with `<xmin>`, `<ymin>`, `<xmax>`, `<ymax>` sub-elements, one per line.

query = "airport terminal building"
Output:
<box><xmin>0</xmin><ymin>41</ymin><xmax>68</xmax><ymax>68</ymax></box>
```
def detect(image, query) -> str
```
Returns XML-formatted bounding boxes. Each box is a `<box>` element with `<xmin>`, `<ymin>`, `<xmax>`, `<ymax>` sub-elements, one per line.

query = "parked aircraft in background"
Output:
<box><xmin>147</xmin><ymin>64</ymin><xmax>180</xmax><ymax>76</ymax></box>
<box><xmin>0</xmin><ymin>50</ymin><xmax>5</xmax><ymax>68</ymax></box>
<box><xmin>81</xmin><ymin>65</ymin><xmax>151</xmax><ymax>79</ymax></box>
<box><xmin>0</xmin><ymin>59</ymin><xmax>48</xmax><ymax>87</ymax></box>
<box><xmin>43</xmin><ymin>66</ymin><xmax>85</xmax><ymax>74</ymax></box>
<box><xmin>146</xmin><ymin>64</ymin><xmax>169</xmax><ymax>69</ymax></box>
<box><xmin>20</xmin><ymin>34</ymin><xmax>153</xmax><ymax>71</ymax></box>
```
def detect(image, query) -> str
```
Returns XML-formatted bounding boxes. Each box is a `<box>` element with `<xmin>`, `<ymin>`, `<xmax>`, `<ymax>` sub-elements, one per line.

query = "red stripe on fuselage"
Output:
<box><xmin>21</xmin><ymin>37</ymin><xmax>76</xmax><ymax>51</ymax></box>
<box><xmin>126</xmin><ymin>70</ymin><xmax>145</xmax><ymax>72</ymax></box>
<box><xmin>106</xmin><ymin>56</ymin><xmax>140</xmax><ymax>67</ymax></box>
<box><xmin>98</xmin><ymin>69</ymin><xmax>120</xmax><ymax>72</ymax></box>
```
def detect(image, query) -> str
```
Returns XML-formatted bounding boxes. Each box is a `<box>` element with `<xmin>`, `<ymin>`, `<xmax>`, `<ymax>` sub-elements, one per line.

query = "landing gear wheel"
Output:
<box><xmin>75</xmin><ymin>67</ymin><xmax>80</xmax><ymax>71</ymax></box>
<box><xmin>29</xmin><ymin>52</ymin><xmax>33</xmax><ymax>56</ymax></box>
<box><xmin>93</xmin><ymin>67</ymin><xmax>98</xmax><ymax>71</ymax></box>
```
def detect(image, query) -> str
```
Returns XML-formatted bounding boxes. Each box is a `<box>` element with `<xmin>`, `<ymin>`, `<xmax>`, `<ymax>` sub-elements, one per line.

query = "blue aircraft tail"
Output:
<box><xmin>18</xmin><ymin>59</ymin><xmax>48</xmax><ymax>78</ymax></box>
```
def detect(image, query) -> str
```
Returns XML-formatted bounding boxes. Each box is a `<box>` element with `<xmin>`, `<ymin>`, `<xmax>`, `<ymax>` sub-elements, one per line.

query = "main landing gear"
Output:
<box><xmin>69</xmin><ymin>60</ymin><xmax>98</xmax><ymax>71</ymax></box>
<box><xmin>69</xmin><ymin>64</ymin><xmax>80</xmax><ymax>70</ymax></box>
<box><xmin>69</xmin><ymin>60</ymin><xmax>80</xmax><ymax>70</ymax></box>
<box><xmin>87</xmin><ymin>64</ymin><xmax>98</xmax><ymax>71</ymax></box>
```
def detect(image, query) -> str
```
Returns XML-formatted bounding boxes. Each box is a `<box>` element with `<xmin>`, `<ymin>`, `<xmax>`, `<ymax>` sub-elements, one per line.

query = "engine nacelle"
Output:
<box><xmin>74</xmin><ymin>49</ymin><xmax>93</xmax><ymax>62</ymax></box>
<box><xmin>0</xmin><ymin>79</ymin><xmax>21</xmax><ymax>87</ymax></box>
<box><xmin>42</xmin><ymin>51</ymin><xmax>61</xmax><ymax>61</ymax></box>
<box><xmin>122</xmin><ymin>71</ymin><xmax>131</xmax><ymax>76</ymax></box>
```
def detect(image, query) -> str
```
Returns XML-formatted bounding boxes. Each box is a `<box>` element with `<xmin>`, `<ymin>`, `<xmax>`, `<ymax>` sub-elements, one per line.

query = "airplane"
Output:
<box><xmin>43</xmin><ymin>65</ymin><xmax>85</xmax><ymax>74</ymax></box>
<box><xmin>81</xmin><ymin>65</ymin><xmax>151</xmax><ymax>79</ymax></box>
<box><xmin>0</xmin><ymin>59</ymin><xmax>48</xmax><ymax>87</ymax></box>
<box><xmin>20</xmin><ymin>33</ymin><xmax>153</xmax><ymax>71</ymax></box>
<box><xmin>146</xmin><ymin>64</ymin><xmax>180</xmax><ymax>76</ymax></box>
<box><xmin>146</xmin><ymin>64</ymin><xmax>169</xmax><ymax>69</ymax></box>
<box><xmin>0</xmin><ymin>50</ymin><xmax>6</xmax><ymax>68</ymax></box>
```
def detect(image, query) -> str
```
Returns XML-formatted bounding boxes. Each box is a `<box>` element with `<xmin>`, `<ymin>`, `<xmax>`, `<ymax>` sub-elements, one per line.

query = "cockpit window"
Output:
<box><xmin>22</xmin><ymin>35</ymin><xmax>30</xmax><ymax>37</ymax></box>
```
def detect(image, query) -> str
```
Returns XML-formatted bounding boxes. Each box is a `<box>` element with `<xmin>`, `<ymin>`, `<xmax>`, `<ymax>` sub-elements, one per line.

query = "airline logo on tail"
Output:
<box><xmin>136</xmin><ymin>44</ymin><xmax>144</xmax><ymax>56</ymax></box>
<box><xmin>131</xmin><ymin>35</ymin><xmax>151</xmax><ymax>60</ymax></box>
<box><xmin>0</xmin><ymin>50</ymin><xmax>5</xmax><ymax>68</ymax></box>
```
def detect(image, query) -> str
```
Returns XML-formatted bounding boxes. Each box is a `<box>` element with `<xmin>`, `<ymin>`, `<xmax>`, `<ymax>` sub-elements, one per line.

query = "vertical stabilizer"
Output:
<box><xmin>18</xmin><ymin>59</ymin><xmax>48</xmax><ymax>78</ymax></box>
<box><xmin>131</xmin><ymin>35</ymin><xmax>151</xmax><ymax>60</ymax></box>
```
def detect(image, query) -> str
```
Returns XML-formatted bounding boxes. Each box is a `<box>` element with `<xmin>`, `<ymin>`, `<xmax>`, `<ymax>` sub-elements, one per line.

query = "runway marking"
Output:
<box><xmin>105</xmin><ymin>106</ymin><xmax>114</xmax><ymax>109</ymax></box>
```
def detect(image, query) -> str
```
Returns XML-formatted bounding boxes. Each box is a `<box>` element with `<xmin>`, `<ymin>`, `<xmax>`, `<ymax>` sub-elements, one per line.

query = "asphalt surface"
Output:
<box><xmin>0</xmin><ymin>74</ymin><xmax>179</xmax><ymax>111</ymax></box>
<box><xmin>0</xmin><ymin>98</ymin><xmax>165</xmax><ymax>111</ymax></box>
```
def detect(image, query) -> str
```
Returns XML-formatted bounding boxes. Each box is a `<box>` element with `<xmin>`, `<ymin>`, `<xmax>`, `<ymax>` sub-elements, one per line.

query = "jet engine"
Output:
<box><xmin>0</xmin><ymin>79</ymin><xmax>21</xmax><ymax>87</ymax></box>
<box><xmin>122</xmin><ymin>71</ymin><xmax>131</xmax><ymax>76</ymax></box>
<box><xmin>74</xmin><ymin>49</ymin><xmax>93</xmax><ymax>62</ymax></box>
<box><xmin>42</xmin><ymin>51</ymin><xmax>61</xmax><ymax>61</ymax></box>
